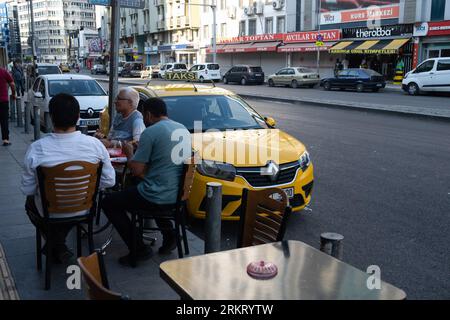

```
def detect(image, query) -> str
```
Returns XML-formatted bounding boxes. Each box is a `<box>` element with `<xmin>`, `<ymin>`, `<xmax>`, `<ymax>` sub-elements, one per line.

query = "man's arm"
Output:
<box><xmin>122</xmin><ymin>142</ymin><xmax>146</xmax><ymax>178</ymax></box>
<box><xmin>20</xmin><ymin>147</ymin><xmax>37</xmax><ymax>196</ymax></box>
<box><xmin>8</xmin><ymin>80</ymin><xmax>16</xmax><ymax>100</ymax></box>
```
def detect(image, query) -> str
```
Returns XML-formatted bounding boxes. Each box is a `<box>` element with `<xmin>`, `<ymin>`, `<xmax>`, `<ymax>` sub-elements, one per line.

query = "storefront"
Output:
<box><xmin>158</xmin><ymin>44</ymin><xmax>197</xmax><ymax>67</ymax></box>
<box><xmin>413</xmin><ymin>21</ymin><xmax>450</xmax><ymax>65</ymax></box>
<box><xmin>329</xmin><ymin>24</ymin><xmax>413</xmax><ymax>79</ymax></box>
<box><xmin>144</xmin><ymin>46</ymin><xmax>159</xmax><ymax>66</ymax></box>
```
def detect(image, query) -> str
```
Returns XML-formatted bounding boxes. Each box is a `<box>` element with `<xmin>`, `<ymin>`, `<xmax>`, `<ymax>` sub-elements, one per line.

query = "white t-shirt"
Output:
<box><xmin>21</xmin><ymin>131</ymin><xmax>116</xmax><ymax>218</ymax></box>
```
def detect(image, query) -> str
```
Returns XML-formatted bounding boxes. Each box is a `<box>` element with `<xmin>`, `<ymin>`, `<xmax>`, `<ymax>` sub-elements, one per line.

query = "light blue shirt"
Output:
<box><xmin>133</xmin><ymin>119</ymin><xmax>191</xmax><ymax>204</ymax></box>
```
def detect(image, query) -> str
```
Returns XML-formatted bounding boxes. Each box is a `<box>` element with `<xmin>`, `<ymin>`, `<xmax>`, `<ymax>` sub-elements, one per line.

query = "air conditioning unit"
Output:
<box><xmin>227</xmin><ymin>6</ymin><xmax>236</xmax><ymax>19</ymax></box>
<box><xmin>272</xmin><ymin>0</ymin><xmax>285</xmax><ymax>10</ymax></box>
<box><xmin>255</xmin><ymin>2</ymin><xmax>264</xmax><ymax>15</ymax></box>
<box><xmin>244</xmin><ymin>6</ymin><xmax>255</xmax><ymax>16</ymax></box>
<box><xmin>153</xmin><ymin>34</ymin><xmax>159</xmax><ymax>40</ymax></box>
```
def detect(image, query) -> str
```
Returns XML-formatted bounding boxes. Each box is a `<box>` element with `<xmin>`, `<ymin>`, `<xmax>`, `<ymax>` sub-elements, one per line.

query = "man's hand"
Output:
<box><xmin>100</xmin><ymin>138</ymin><xmax>113</xmax><ymax>148</ymax></box>
<box><xmin>122</xmin><ymin>141</ymin><xmax>134</xmax><ymax>160</ymax></box>
<box><xmin>94</xmin><ymin>129</ymin><xmax>105</xmax><ymax>139</ymax></box>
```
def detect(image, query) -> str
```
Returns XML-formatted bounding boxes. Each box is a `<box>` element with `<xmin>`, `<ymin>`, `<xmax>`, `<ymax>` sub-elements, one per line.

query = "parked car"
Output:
<box><xmin>268</xmin><ymin>67</ymin><xmax>320</xmax><ymax>88</ymax></box>
<box><xmin>402</xmin><ymin>57</ymin><xmax>450</xmax><ymax>95</ymax></box>
<box><xmin>188</xmin><ymin>63</ymin><xmax>221</xmax><ymax>82</ymax></box>
<box><xmin>159</xmin><ymin>62</ymin><xmax>188</xmax><ymax>79</ymax></box>
<box><xmin>29</xmin><ymin>74</ymin><xmax>108</xmax><ymax>133</ymax></box>
<box><xmin>320</xmin><ymin>68</ymin><xmax>386</xmax><ymax>92</ymax></box>
<box><xmin>26</xmin><ymin>63</ymin><xmax>62</xmax><ymax>90</ymax></box>
<box><xmin>106</xmin><ymin>61</ymin><xmax>126</xmax><ymax>75</ymax></box>
<box><xmin>120</xmin><ymin>62</ymin><xmax>144</xmax><ymax>77</ymax></box>
<box><xmin>130</xmin><ymin>84</ymin><xmax>314</xmax><ymax>220</ymax></box>
<box><xmin>140</xmin><ymin>65</ymin><xmax>160</xmax><ymax>79</ymax></box>
<box><xmin>91</xmin><ymin>64</ymin><xmax>106</xmax><ymax>75</ymax></box>
<box><xmin>223</xmin><ymin>65</ymin><xmax>265</xmax><ymax>85</ymax></box>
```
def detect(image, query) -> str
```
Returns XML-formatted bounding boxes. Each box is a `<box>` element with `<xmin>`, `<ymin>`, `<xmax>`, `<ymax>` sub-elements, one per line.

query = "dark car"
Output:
<box><xmin>320</xmin><ymin>68</ymin><xmax>386</xmax><ymax>92</ymax></box>
<box><xmin>223</xmin><ymin>65</ymin><xmax>265</xmax><ymax>85</ymax></box>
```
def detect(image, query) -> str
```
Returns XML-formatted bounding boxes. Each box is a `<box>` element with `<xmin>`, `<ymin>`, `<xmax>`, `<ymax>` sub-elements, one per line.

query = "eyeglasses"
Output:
<box><xmin>115</xmin><ymin>96</ymin><xmax>129</xmax><ymax>102</ymax></box>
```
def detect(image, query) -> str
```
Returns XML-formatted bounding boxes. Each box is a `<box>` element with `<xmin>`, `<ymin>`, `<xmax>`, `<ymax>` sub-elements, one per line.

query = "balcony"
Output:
<box><xmin>120</xmin><ymin>28</ymin><xmax>126</xmax><ymax>37</ymax></box>
<box><xmin>157</xmin><ymin>20</ymin><xmax>165</xmax><ymax>30</ymax></box>
<box><xmin>155</xmin><ymin>0</ymin><xmax>165</xmax><ymax>6</ymax></box>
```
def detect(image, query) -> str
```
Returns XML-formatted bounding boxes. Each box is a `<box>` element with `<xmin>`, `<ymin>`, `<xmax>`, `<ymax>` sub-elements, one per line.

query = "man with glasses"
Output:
<box><xmin>95</xmin><ymin>87</ymin><xmax>145</xmax><ymax>148</ymax></box>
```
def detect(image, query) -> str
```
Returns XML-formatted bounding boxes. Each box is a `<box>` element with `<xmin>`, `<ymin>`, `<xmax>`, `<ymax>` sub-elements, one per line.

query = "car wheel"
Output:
<box><xmin>323</xmin><ymin>81</ymin><xmax>331</xmax><ymax>91</ymax></box>
<box><xmin>199</xmin><ymin>76</ymin><xmax>205</xmax><ymax>83</ymax></box>
<box><xmin>291</xmin><ymin>80</ymin><xmax>298</xmax><ymax>89</ymax></box>
<box><xmin>356</xmin><ymin>83</ymin><xmax>364</xmax><ymax>92</ymax></box>
<box><xmin>407</xmin><ymin>83</ymin><xmax>420</xmax><ymax>96</ymax></box>
<box><xmin>241</xmin><ymin>77</ymin><xmax>247</xmax><ymax>86</ymax></box>
<box><xmin>223</xmin><ymin>77</ymin><xmax>228</xmax><ymax>84</ymax></box>
<box><xmin>268</xmin><ymin>79</ymin><xmax>274</xmax><ymax>87</ymax></box>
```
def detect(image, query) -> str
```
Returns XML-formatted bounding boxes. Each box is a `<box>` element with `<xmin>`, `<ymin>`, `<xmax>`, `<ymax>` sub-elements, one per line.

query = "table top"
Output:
<box><xmin>159</xmin><ymin>240</ymin><xmax>406</xmax><ymax>300</ymax></box>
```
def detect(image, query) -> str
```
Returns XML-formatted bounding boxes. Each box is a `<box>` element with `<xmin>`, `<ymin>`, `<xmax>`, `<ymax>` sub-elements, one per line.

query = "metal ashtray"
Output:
<box><xmin>247</xmin><ymin>260</ymin><xmax>278</xmax><ymax>280</ymax></box>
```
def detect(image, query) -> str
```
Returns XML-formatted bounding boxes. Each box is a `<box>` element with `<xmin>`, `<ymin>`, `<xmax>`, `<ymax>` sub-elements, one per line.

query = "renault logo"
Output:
<box><xmin>87</xmin><ymin>108</ymin><xmax>95</xmax><ymax>118</ymax></box>
<box><xmin>260</xmin><ymin>160</ymin><xmax>280</xmax><ymax>182</ymax></box>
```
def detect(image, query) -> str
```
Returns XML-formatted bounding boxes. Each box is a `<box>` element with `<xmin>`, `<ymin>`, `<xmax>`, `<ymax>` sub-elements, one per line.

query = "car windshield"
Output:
<box><xmin>161</xmin><ymin>95</ymin><xmax>268</xmax><ymax>132</ymax></box>
<box><xmin>297</xmin><ymin>68</ymin><xmax>314</xmax><ymax>73</ymax></box>
<box><xmin>38</xmin><ymin>66</ymin><xmax>61</xmax><ymax>75</ymax></box>
<box><xmin>48</xmin><ymin>80</ymin><xmax>106</xmax><ymax>97</ymax></box>
<box><xmin>250</xmin><ymin>67</ymin><xmax>262</xmax><ymax>73</ymax></box>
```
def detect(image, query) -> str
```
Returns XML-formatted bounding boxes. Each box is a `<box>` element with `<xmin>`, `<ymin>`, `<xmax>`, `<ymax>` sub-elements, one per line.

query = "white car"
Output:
<box><xmin>159</xmin><ymin>62</ymin><xmax>187</xmax><ymax>79</ymax></box>
<box><xmin>106</xmin><ymin>61</ymin><xmax>126</xmax><ymax>75</ymax></box>
<box><xmin>29</xmin><ymin>74</ymin><xmax>108</xmax><ymax>133</ymax></box>
<box><xmin>402</xmin><ymin>57</ymin><xmax>450</xmax><ymax>95</ymax></box>
<box><xmin>188</xmin><ymin>63</ymin><xmax>221</xmax><ymax>82</ymax></box>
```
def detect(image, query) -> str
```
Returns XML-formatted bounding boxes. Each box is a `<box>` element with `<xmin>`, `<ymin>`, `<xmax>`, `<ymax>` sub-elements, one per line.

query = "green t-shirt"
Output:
<box><xmin>133</xmin><ymin>119</ymin><xmax>191</xmax><ymax>204</ymax></box>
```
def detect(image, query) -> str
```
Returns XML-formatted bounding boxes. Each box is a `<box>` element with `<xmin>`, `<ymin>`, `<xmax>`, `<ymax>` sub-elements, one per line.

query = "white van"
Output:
<box><xmin>189</xmin><ymin>63</ymin><xmax>221</xmax><ymax>82</ymax></box>
<box><xmin>159</xmin><ymin>62</ymin><xmax>187</xmax><ymax>79</ymax></box>
<box><xmin>402</xmin><ymin>58</ymin><xmax>450</xmax><ymax>95</ymax></box>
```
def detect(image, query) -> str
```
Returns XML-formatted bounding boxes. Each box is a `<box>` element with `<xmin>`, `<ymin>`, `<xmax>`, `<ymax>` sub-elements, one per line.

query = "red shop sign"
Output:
<box><xmin>427</xmin><ymin>21</ymin><xmax>450</xmax><ymax>36</ymax></box>
<box><xmin>283</xmin><ymin>29</ymin><xmax>341</xmax><ymax>43</ymax></box>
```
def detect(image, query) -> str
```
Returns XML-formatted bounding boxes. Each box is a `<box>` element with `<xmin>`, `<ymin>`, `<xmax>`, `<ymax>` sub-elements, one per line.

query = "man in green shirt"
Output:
<box><xmin>102</xmin><ymin>97</ymin><xmax>191</xmax><ymax>266</ymax></box>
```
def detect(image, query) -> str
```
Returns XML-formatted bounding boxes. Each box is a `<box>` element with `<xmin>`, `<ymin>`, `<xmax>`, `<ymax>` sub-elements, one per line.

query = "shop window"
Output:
<box><xmin>415</xmin><ymin>60</ymin><xmax>435</xmax><ymax>73</ymax></box>
<box><xmin>430</xmin><ymin>0</ymin><xmax>445</xmax><ymax>21</ymax></box>
<box><xmin>437</xmin><ymin>59</ymin><xmax>450</xmax><ymax>71</ymax></box>
<box><xmin>428</xmin><ymin>50</ymin><xmax>440</xmax><ymax>58</ymax></box>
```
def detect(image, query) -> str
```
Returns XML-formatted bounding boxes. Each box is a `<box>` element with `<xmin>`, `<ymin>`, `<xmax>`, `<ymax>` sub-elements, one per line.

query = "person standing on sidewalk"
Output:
<box><xmin>11</xmin><ymin>60</ymin><xmax>25</xmax><ymax>97</ymax></box>
<box><xmin>0</xmin><ymin>66</ymin><xmax>16</xmax><ymax>146</ymax></box>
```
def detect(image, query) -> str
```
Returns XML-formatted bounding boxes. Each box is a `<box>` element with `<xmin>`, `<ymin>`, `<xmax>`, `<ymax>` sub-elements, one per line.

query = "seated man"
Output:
<box><xmin>21</xmin><ymin>93</ymin><xmax>116</xmax><ymax>263</ymax></box>
<box><xmin>95</xmin><ymin>87</ymin><xmax>145</xmax><ymax>148</ymax></box>
<box><xmin>101</xmin><ymin>97</ymin><xmax>191</xmax><ymax>266</ymax></box>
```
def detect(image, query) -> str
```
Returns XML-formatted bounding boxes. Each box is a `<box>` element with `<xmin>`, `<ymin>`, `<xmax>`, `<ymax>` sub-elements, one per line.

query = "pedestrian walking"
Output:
<box><xmin>334</xmin><ymin>59</ymin><xmax>343</xmax><ymax>77</ymax></box>
<box><xmin>0</xmin><ymin>66</ymin><xmax>16</xmax><ymax>146</ymax></box>
<box><xmin>12</xmin><ymin>59</ymin><xmax>25</xmax><ymax>97</ymax></box>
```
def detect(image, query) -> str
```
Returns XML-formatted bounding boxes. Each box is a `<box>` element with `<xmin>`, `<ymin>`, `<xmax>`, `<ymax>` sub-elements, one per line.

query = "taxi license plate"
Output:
<box><xmin>270</xmin><ymin>187</ymin><xmax>294</xmax><ymax>201</ymax></box>
<box><xmin>79</xmin><ymin>119</ymin><xmax>99</xmax><ymax>126</ymax></box>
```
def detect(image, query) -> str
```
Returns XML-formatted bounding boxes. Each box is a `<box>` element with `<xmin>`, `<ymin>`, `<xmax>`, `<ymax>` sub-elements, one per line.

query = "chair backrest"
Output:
<box><xmin>237</xmin><ymin>188</ymin><xmax>292</xmax><ymax>248</ymax></box>
<box><xmin>178</xmin><ymin>155</ymin><xmax>197</xmax><ymax>203</ymax></box>
<box><xmin>77</xmin><ymin>252</ymin><xmax>122</xmax><ymax>300</ymax></box>
<box><xmin>36</xmin><ymin>161</ymin><xmax>103</xmax><ymax>218</ymax></box>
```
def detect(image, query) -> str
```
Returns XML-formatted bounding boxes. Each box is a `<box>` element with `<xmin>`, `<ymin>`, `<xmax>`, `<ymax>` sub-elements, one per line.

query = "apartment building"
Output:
<box><xmin>16</xmin><ymin>0</ymin><xmax>96</xmax><ymax>64</ymax></box>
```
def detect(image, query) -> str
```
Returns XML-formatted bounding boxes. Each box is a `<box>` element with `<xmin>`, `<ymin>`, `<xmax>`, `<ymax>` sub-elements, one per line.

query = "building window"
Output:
<box><xmin>221</xmin><ymin>23</ymin><xmax>226</xmax><ymax>38</ymax></box>
<box><xmin>431</xmin><ymin>0</ymin><xmax>445</xmax><ymax>21</ymax></box>
<box><xmin>276</xmin><ymin>16</ymin><xmax>285</xmax><ymax>33</ymax></box>
<box><xmin>248</xmin><ymin>19</ymin><xmax>256</xmax><ymax>35</ymax></box>
<box><xmin>239</xmin><ymin>20</ymin><xmax>245</xmax><ymax>36</ymax></box>
<box><xmin>265</xmin><ymin>17</ymin><xmax>273</xmax><ymax>34</ymax></box>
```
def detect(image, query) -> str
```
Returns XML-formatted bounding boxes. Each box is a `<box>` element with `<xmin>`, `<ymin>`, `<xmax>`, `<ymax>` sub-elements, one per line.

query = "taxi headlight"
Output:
<box><xmin>299</xmin><ymin>151</ymin><xmax>311</xmax><ymax>171</ymax></box>
<box><xmin>197</xmin><ymin>160</ymin><xmax>236</xmax><ymax>181</ymax></box>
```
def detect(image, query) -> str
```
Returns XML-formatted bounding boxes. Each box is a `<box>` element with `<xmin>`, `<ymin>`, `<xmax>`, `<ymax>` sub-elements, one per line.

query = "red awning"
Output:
<box><xmin>207</xmin><ymin>41</ymin><xmax>281</xmax><ymax>53</ymax></box>
<box><xmin>206</xmin><ymin>44</ymin><xmax>225</xmax><ymax>54</ymax></box>
<box><xmin>248</xmin><ymin>41</ymin><xmax>280</xmax><ymax>52</ymax></box>
<box><xmin>278</xmin><ymin>42</ymin><xmax>336</xmax><ymax>52</ymax></box>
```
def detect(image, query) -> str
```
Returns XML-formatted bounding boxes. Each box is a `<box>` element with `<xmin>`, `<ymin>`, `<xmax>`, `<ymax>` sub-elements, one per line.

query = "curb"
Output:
<box><xmin>0</xmin><ymin>243</ymin><xmax>20</xmax><ymax>300</ymax></box>
<box><xmin>95</xmin><ymin>78</ymin><xmax>450</xmax><ymax>120</ymax></box>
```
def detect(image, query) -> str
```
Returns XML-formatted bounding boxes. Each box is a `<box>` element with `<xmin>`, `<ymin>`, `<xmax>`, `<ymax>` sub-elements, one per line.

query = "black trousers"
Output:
<box><xmin>101</xmin><ymin>186</ymin><xmax>174</xmax><ymax>252</ymax></box>
<box><xmin>0</xmin><ymin>101</ymin><xmax>9</xmax><ymax>140</ymax></box>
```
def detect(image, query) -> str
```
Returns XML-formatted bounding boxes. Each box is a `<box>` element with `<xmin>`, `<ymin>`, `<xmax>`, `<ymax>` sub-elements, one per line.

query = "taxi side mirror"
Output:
<box><xmin>264</xmin><ymin>117</ymin><xmax>276</xmax><ymax>127</ymax></box>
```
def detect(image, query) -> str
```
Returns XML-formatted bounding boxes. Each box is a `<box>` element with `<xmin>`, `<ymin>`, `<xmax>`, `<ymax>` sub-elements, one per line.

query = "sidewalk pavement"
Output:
<box><xmin>0</xmin><ymin>121</ymin><xmax>205</xmax><ymax>299</ymax></box>
<box><xmin>94</xmin><ymin>75</ymin><xmax>450</xmax><ymax>120</ymax></box>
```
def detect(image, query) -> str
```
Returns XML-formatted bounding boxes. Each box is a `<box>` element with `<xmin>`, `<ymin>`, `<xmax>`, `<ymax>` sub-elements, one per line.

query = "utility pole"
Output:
<box><xmin>108</xmin><ymin>0</ymin><xmax>120</xmax><ymax>124</ymax></box>
<box><xmin>29</xmin><ymin>0</ymin><xmax>37</xmax><ymax>74</ymax></box>
<box><xmin>316</xmin><ymin>0</ymin><xmax>321</xmax><ymax>75</ymax></box>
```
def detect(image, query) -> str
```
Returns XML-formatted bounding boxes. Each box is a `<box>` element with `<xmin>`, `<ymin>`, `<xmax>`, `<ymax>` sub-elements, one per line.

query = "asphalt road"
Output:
<box><xmin>105</xmin><ymin>82</ymin><xmax>450</xmax><ymax>300</ymax></box>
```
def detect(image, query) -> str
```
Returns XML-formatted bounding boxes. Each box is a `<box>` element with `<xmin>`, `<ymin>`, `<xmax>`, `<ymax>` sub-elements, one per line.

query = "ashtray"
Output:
<box><xmin>247</xmin><ymin>260</ymin><xmax>278</xmax><ymax>280</ymax></box>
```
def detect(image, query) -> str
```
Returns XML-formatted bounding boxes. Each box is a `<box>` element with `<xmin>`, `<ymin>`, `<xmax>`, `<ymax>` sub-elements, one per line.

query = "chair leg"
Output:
<box><xmin>36</xmin><ymin>229</ymin><xmax>42</xmax><ymax>271</ymax></box>
<box><xmin>95</xmin><ymin>192</ymin><xmax>103</xmax><ymax>226</ymax></box>
<box><xmin>88</xmin><ymin>219</ymin><xmax>94</xmax><ymax>253</ymax></box>
<box><xmin>174</xmin><ymin>217</ymin><xmax>183</xmax><ymax>258</ymax></box>
<box><xmin>180</xmin><ymin>209</ymin><xmax>189</xmax><ymax>255</ymax></box>
<box><xmin>77</xmin><ymin>225</ymin><xmax>82</xmax><ymax>258</ymax></box>
<box><xmin>45</xmin><ymin>234</ymin><xmax>52</xmax><ymax>290</ymax></box>
<box><xmin>130</xmin><ymin>212</ymin><xmax>137</xmax><ymax>268</ymax></box>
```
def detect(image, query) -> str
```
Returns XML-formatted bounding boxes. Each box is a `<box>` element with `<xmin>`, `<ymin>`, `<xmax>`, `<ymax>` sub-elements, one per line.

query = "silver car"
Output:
<box><xmin>268</xmin><ymin>67</ymin><xmax>320</xmax><ymax>88</ymax></box>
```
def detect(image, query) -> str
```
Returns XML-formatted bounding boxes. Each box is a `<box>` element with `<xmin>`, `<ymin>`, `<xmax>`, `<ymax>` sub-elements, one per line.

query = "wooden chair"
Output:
<box><xmin>237</xmin><ymin>188</ymin><xmax>292</xmax><ymax>248</ymax></box>
<box><xmin>130</xmin><ymin>156</ymin><xmax>196</xmax><ymax>266</ymax></box>
<box><xmin>31</xmin><ymin>161</ymin><xmax>103</xmax><ymax>290</ymax></box>
<box><xmin>77</xmin><ymin>251</ymin><xmax>124</xmax><ymax>300</ymax></box>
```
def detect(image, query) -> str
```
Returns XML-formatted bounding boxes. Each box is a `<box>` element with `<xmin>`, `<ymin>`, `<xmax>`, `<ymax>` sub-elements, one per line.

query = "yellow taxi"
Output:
<box><xmin>103</xmin><ymin>84</ymin><xmax>314</xmax><ymax>220</ymax></box>
<box><xmin>60</xmin><ymin>64</ymin><xmax>70</xmax><ymax>73</ymax></box>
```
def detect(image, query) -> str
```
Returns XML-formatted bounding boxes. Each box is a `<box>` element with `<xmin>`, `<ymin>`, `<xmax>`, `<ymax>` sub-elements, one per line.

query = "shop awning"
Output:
<box><xmin>207</xmin><ymin>41</ymin><xmax>281</xmax><ymax>53</ymax></box>
<box><xmin>329</xmin><ymin>38</ymin><xmax>410</xmax><ymax>54</ymax></box>
<box><xmin>278</xmin><ymin>42</ymin><xmax>336</xmax><ymax>52</ymax></box>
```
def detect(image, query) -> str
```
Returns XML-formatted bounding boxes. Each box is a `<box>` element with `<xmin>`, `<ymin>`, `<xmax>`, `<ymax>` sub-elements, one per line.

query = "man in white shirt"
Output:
<box><xmin>95</xmin><ymin>87</ymin><xmax>145</xmax><ymax>149</ymax></box>
<box><xmin>21</xmin><ymin>93</ymin><xmax>116</xmax><ymax>263</ymax></box>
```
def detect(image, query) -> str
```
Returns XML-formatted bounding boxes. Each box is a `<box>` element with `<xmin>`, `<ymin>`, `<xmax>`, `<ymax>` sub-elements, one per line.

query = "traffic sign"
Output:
<box><xmin>315</xmin><ymin>41</ymin><xmax>324</xmax><ymax>47</ymax></box>
<box><xmin>88</xmin><ymin>0</ymin><xmax>145</xmax><ymax>9</ymax></box>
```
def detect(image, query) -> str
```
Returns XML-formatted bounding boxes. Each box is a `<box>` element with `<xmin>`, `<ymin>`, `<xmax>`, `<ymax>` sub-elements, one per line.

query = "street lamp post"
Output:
<box><xmin>29</xmin><ymin>0</ymin><xmax>37</xmax><ymax>73</ymax></box>
<box><xmin>316</xmin><ymin>0</ymin><xmax>322</xmax><ymax>75</ymax></box>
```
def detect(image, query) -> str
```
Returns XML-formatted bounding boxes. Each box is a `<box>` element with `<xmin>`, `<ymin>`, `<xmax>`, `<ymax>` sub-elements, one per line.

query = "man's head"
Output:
<box><xmin>114</xmin><ymin>87</ymin><xmax>139</xmax><ymax>116</ymax></box>
<box><xmin>142</xmin><ymin>97</ymin><xmax>168</xmax><ymax>127</ymax></box>
<box><xmin>49</xmin><ymin>93</ymin><xmax>80</xmax><ymax>131</ymax></box>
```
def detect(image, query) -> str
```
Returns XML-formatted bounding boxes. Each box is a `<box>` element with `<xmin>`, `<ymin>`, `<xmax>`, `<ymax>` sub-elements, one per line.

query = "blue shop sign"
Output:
<box><xmin>158</xmin><ymin>44</ymin><xmax>194</xmax><ymax>52</ymax></box>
